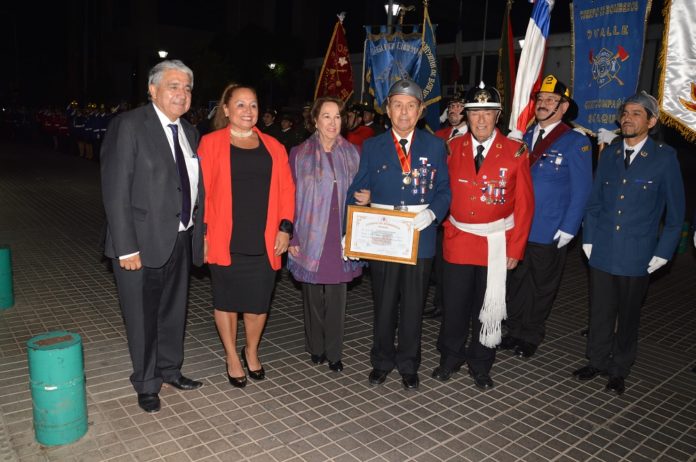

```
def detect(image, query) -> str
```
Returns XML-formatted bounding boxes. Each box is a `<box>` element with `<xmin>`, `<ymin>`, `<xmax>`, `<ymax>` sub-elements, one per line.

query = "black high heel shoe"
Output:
<box><xmin>226</xmin><ymin>362</ymin><xmax>247</xmax><ymax>388</ymax></box>
<box><xmin>241</xmin><ymin>347</ymin><xmax>265</xmax><ymax>380</ymax></box>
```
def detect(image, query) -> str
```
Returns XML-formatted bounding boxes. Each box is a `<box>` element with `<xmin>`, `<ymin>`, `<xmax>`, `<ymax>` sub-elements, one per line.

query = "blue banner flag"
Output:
<box><xmin>415</xmin><ymin>6</ymin><xmax>442</xmax><ymax>131</ymax></box>
<box><xmin>365</xmin><ymin>26</ymin><xmax>422</xmax><ymax>109</ymax></box>
<box><xmin>571</xmin><ymin>0</ymin><xmax>652</xmax><ymax>134</ymax></box>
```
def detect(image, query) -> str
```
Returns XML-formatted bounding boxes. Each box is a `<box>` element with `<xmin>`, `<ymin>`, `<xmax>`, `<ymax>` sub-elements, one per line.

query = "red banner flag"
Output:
<box><xmin>314</xmin><ymin>15</ymin><xmax>354</xmax><ymax>102</ymax></box>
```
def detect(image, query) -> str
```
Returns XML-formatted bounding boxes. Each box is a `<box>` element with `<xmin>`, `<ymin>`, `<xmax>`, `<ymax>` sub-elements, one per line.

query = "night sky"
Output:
<box><xmin>1</xmin><ymin>0</ymin><xmax>665</xmax><ymax>107</ymax></box>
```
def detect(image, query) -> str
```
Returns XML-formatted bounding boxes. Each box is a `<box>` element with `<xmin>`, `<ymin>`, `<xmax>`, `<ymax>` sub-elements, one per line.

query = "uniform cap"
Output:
<box><xmin>621</xmin><ymin>91</ymin><xmax>659</xmax><ymax>118</ymax></box>
<box><xmin>387</xmin><ymin>79</ymin><xmax>424</xmax><ymax>103</ymax></box>
<box><xmin>537</xmin><ymin>75</ymin><xmax>571</xmax><ymax>99</ymax></box>
<box><xmin>464</xmin><ymin>82</ymin><xmax>502</xmax><ymax>110</ymax></box>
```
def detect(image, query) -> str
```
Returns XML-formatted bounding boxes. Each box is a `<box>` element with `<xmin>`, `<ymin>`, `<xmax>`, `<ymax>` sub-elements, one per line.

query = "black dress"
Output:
<box><xmin>210</xmin><ymin>143</ymin><xmax>275</xmax><ymax>313</ymax></box>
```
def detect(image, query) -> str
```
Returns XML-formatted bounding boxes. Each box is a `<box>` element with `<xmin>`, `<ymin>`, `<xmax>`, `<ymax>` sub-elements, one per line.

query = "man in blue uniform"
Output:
<box><xmin>574</xmin><ymin>91</ymin><xmax>685</xmax><ymax>395</ymax></box>
<box><xmin>504</xmin><ymin>75</ymin><xmax>592</xmax><ymax>358</ymax></box>
<box><xmin>347</xmin><ymin>79</ymin><xmax>451</xmax><ymax>390</ymax></box>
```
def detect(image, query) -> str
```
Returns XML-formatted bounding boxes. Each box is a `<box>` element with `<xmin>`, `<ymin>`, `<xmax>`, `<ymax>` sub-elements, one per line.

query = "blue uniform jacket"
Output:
<box><xmin>583</xmin><ymin>137</ymin><xmax>685</xmax><ymax>277</ymax></box>
<box><xmin>346</xmin><ymin>129</ymin><xmax>451</xmax><ymax>258</ymax></box>
<box><xmin>523</xmin><ymin>124</ymin><xmax>592</xmax><ymax>244</ymax></box>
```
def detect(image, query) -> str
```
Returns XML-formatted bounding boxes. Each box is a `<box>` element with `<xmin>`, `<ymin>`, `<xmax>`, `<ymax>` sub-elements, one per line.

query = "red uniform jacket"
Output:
<box><xmin>198</xmin><ymin>126</ymin><xmax>295</xmax><ymax>270</ymax></box>
<box><xmin>346</xmin><ymin>125</ymin><xmax>375</xmax><ymax>150</ymax></box>
<box><xmin>443</xmin><ymin>130</ymin><xmax>534</xmax><ymax>266</ymax></box>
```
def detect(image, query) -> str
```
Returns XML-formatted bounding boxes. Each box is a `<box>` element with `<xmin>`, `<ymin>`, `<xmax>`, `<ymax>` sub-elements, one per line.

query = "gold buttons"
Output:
<box><xmin>619</xmin><ymin>195</ymin><xmax>625</xmax><ymax>200</ymax></box>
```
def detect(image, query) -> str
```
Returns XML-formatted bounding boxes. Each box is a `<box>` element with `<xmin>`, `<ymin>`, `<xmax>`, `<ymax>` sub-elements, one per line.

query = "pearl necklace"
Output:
<box><xmin>230</xmin><ymin>128</ymin><xmax>253</xmax><ymax>138</ymax></box>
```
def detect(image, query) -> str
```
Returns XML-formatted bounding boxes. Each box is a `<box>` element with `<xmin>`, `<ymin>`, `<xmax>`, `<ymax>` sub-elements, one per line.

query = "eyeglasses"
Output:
<box><xmin>535</xmin><ymin>96</ymin><xmax>562</xmax><ymax>105</ymax></box>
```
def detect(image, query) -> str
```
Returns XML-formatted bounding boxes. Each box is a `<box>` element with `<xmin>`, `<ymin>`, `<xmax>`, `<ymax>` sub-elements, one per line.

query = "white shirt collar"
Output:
<box><xmin>152</xmin><ymin>103</ymin><xmax>180</xmax><ymax>129</ymax></box>
<box><xmin>472</xmin><ymin>132</ymin><xmax>495</xmax><ymax>157</ymax></box>
<box><xmin>536</xmin><ymin>120</ymin><xmax>562</xmax><ymax>137</ymax></box>
<box><xmin>392</xmin><ymin>129</ymin><xmax>415</xmax><ymax>152</ymax></box>
<box><xmin>623</xmin><ymin>137</ymin><xmax>648</xmax><ymax>163</ymax></box>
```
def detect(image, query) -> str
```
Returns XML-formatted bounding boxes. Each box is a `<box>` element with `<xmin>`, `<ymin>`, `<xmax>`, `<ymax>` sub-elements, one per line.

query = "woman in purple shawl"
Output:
<box><xmin>288</xmin><ymin>96</ymin><xmax>369</xmax><ymax>372</ymax></box>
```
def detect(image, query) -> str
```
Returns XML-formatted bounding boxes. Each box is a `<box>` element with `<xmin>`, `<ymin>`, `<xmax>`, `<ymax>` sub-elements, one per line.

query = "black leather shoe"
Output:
<box><xmin>572</xmin><ymin>365</ymin><xmax>607</xmax><ymax>381</ymax></box>
<box><xmin>605</xmin><ymin>376</ymin><xmax>625</xmax><ymax>395</ymax></box>
<box><xmin>137</xmin><ymin>393</ymin><xmax>160</xmax><ymax>413</ymax></box>
<box><xmin>368</xmin><ymin>369</ymin><xmax>389</xmax><ymax>385</ymax></box>
<box><xmin>226</xmin><ymin>363</ymin><xmax>247</xmax><ymax>388</ymax></box>
<box><xmin>423</xmin><ymin>306</ymin><xmax>442</xmax><ymax>319</ymax></box>
<box><xmin>241</xmin><ymin>347</ymin><xmax>265</xmax><ymax>380</ymax></box>
<box><xmin>328</xmin><ymin>360</ymin><xmax>343</xmax><ymax>372</ymax></box>
<box><xmin>165</xmin><ymin>376</ymin><xmax>203</xmax><ymax>390</ymax></box>
<box><xmin>311</xmin><ymin>354</ymin><xmax>326</xmax><ymax>365</ymax></box>
<box><xmin>514</xmin><ymin>341</ymin><xmax>537</xmax><ymax>358</ymax></box>
<box><xmin>401</xmin><ymin>373</ymin><xmax>419</xmax><ymax>390</ymax></box>
<box><xmin>431</xmin><ymin>365</ymin><xmax>461</xmax><ymax>382</ymax></box>
<box><xmin>498</xmin><ymin>335</ymin><xmax>519</xmax><ymax>350</ymax></box>
<box><xmin>469</xmin><ymin>370</ymin><xmax>494</xmax><ymax>390</ymax></box>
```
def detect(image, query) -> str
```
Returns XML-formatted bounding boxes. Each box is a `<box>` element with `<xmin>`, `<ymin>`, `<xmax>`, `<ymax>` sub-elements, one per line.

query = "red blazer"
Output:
<box><xmin>198</xmin><ymin>126</ymin><xmax>295</xmax><ymax>270</ymax></box>
<box><xmin>346</xmin><ymin>125</ymin><xmax>375</xmax><ymax>150</ymax></box>
<box><xmin>443</xmin><ymin>130</ymin><xmax>534</xmax><ymax>265</ymax></box>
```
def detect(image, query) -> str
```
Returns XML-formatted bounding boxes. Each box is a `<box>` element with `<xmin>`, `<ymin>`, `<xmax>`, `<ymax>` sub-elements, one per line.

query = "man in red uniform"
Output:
<box><xmin>433</xmin><ymin>82</ymin><xmax>534</xmax><ymax>390</ymax></box>
<box><xmin>345</xmin><ymin>103</ymin><xmax>375</xmax><ymax>150</ymax></box>
<box><xmin>434</xmin><ymin>92</ymin><xmax>468</xmax><ymax>142</ymax></box>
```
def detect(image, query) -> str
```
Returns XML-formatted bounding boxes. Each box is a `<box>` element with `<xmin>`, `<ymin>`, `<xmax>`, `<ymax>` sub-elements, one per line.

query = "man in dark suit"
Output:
<box><xmin>574</xmin><ymin>91</ymin><xmax>685</xmax><ymax>395</ymax></box>
<box><xmin>346</xmin><ymin>79</ymin><xmax>451</xmax><ymax>390</ymax></box>
<box><xmin>101</xmin><ymin>60</ymin><xmax>205</xmax><ymax>413</ymax></box>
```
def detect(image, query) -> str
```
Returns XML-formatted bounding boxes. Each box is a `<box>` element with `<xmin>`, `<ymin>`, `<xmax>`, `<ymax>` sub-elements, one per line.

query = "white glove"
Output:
<box><xmin>647</xmin><ymin>256</ymin><xmax>668</xmax><ymax>274</ymax></box>
<box><xmin>439</xmin><ymin>107</ymin><xmax>448</xmax><ymax>123</ymax></box>
<box><xmin>507</xmin><ymin>129</ymin><xmax>523</xmax><ymax>141</ymax></box>
<box><xmin>341</xmin><ymin>235</ymin><xmax>358</xmax><ymax>261</ymax></box>
<box><xmin>413</xmin><ymin>209</ymin><xmax>436</xmax><ymax>231</ymax></box>
<box><xmin>582</xmin><ymin>244</ymin><xmax>592</xmax><ymax>259</ymax></box>
<box><xmin>553</xmin><ymin>229</ymin><xmax>574</xmax><ymax>248</ymax></box>
<box><xmin>597</xmin><ymin>128</ymin><xmax>619</xmax><ymax>145</ymax></box>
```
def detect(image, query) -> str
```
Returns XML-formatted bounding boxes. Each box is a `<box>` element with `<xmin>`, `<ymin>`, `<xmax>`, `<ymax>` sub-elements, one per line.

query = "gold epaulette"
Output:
<box><xmin>514</xmin><ymin>142</ymin><xmax>528</xmax><ymax>158</ymax></box>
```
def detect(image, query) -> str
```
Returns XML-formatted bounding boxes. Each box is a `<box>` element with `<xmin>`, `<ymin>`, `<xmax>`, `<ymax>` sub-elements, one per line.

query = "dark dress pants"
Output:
<box><xmin>438</xmin><ymin>262</ymin><xmax>495</xmax><ymax>374</ymax></box>
<box><xmin>587</xmin><ymin>267</ymin><xmax>649</xmax><ymax>378</ymax></box>
<box><xmin>113</xmin><ymin>230</ymin><xmax>192</xmax><ymax>394</ymax></box>
<box><xmin>369</xmin><ymin>258</ymin><xmax>432</xmax><ymax>375</ymax></box>
<box><xmin>506</xmin><ymin>242</ymin><xmax>567</xmax><ymax>346</ymax></box>
<box><xmin>302</xmin><ymin>283</ymin><xmax>347</xmax><ymax>363</ymax></box>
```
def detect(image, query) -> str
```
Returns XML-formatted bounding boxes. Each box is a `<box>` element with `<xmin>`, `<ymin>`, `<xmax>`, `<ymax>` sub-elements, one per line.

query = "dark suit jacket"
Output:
<box><xmin>346</xmin><ymin>128</ymin><xmax>451</xmax><ymax>258</ymax></box>
<box><xmin>583</xmin><ymin>137</ymin><xmax>685</xmax><ymax>276</ymax></box>
<box><xmin>100</xmin><ymin>104</ymin><xmax>205</xmax><ymax>268</ymax></box>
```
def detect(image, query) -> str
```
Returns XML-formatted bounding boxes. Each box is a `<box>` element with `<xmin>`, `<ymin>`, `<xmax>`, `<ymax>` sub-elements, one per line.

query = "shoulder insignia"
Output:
<box><xmin>514</xmin><ymin>143</ymin><xmax>528</xmax><ymax>158</ymax></box>
<box><xmin>581</xmin><ymin>145</ymin><xmax>590</xmax><ymax>152</ymax></box>
<box><xmin>496</xmin><ymin>143</ymin><xmax>502</xmax><ymax>149</ymax></box>
<box><xmin>640</xmin><ymin>151</ymin><xmax>648</xmax><ymax>157</ymax></box>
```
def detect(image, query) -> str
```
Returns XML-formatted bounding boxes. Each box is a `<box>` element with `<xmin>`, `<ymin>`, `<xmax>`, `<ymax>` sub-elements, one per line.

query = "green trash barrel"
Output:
<box><xmin>27</xmin><ymin>331</ymin><xmax>87</xmax><ymax>446</ymax></box>
<box><xmin>0</xmin><ymin>245</ymin><xmax>13</xmax><ymax>309</ymax></box>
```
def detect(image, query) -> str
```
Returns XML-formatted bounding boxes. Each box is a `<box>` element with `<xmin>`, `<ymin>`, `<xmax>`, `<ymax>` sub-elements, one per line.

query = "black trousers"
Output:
<box><xmin>438</xmin><ymin>262</ymin><xmax>495</xmax><ymax>374</ymax></box>
<box><xmin>113</xmin><ymin>230</ymin><xmax>192</xmax><ymax>394</ymax></box>
<box><xmin>587</xmin><ymin>267</ymin><xmax>649</xmax><ymax>378</ymax></box>
<box><xmin>369</xmin><ymin>258</ymin><xmax>432</xmax><ymax>375</ymax></box>
<box><xmin>506</xmin><ymin>242</ymin><xmax>567</xmax><ymax>346</ymax></box>
<box><xmin>302</xmin><ymin>282</ymin><xmax>347</xmax><ymax>363</ymax></box>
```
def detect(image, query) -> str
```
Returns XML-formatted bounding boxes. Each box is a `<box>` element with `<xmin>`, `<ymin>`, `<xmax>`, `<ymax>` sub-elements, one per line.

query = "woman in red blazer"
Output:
<box><xmin>198</xmin><ymin>83</ymin><xmax>295</xmax><ymax>388</ymax></box>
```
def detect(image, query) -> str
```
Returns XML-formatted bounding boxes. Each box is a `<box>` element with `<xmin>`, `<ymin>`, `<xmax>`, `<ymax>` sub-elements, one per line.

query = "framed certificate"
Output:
<box><xmin>344</xmin><ymin>205</ymin><xmax>420</xmax><ymax>265</ymax></box>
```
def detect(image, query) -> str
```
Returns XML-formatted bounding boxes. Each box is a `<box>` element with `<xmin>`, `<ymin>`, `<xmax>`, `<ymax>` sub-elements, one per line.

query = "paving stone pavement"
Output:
<box><xmin>1</xmin><ymin>141</ymin><xmax>695</xmax><ymax>462</ymax></box>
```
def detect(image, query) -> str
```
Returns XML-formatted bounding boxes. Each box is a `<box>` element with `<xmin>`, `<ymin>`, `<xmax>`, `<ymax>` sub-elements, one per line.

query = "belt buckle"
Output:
<box><xmin>394</xmin><ymin>205</ymin><xmax>408</xmax><ymax>212</ymax></box>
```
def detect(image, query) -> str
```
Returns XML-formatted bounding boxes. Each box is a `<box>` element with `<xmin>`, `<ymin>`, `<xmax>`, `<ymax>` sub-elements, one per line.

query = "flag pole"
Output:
<box><xmin>361</xmin><ymin>31</ymin><xmax>368</xmax><ymax>102</ymax></box>
<box><xmin>479</xmin><ymin>0</ymin><xmax>489</xmax><ymax>83</ymax></box>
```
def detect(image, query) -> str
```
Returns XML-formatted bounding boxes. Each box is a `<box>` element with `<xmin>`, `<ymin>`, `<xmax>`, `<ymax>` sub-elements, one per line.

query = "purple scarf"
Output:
<box><xmin>288</xmin><ymin>132</ymin><xmax>360</xmax><ymax>276</ymax></box>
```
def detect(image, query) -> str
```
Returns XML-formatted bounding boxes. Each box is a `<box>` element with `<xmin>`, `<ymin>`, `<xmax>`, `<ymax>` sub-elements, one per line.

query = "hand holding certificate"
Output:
<box><xmin>344</xmin><ymin>205</ymin><xmax>420</xmax><ymax>265</ymax></box>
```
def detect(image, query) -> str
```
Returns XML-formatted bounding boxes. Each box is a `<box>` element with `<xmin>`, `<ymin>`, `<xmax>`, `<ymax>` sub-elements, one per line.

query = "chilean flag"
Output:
<box><xmin>508</xmin><ymin>0</ymin><xmax>554</xmax><ymax>139</ymax></box>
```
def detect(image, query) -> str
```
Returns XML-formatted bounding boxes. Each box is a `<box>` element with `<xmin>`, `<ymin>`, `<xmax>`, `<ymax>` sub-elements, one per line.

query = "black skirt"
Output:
<box><xmin>209</xmin><ymin>254</ymin><xmax>276</xmax><ymax>313</ymax></box>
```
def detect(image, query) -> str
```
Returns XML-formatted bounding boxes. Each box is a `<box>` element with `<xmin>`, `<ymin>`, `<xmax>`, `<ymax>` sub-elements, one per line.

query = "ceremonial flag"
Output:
<box><xmin>365</xmin><ymin>26</ymin><xmax>422</xmax><ymax>109</ymax></box>
<box><xmin>508</xmin><ymin>0</ymin><xmax>554</xmax><ymax>139</ymax></box>
<box><xmin>659</xmin><ymin>0</ymin><xmax>696</xmax><ymax>141</ymax></box>
<box><xmin>314</xmin><ymin>13</ymin><xmax>354</xmax><ymax>102</ymax></box>
<box><xmin>572</xmin><ymin>0</ymin><xmax>651</xmax><ymax>134</ymax></box>
<box><xmin>415</xmin><ymin>5</ymin><xmax>442</xmax><ymax>131</ymax></box>
<box><xmin>496</xmin><ymin>0</ymin><xmax>516</xmax><ymax>131</ymax></box>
